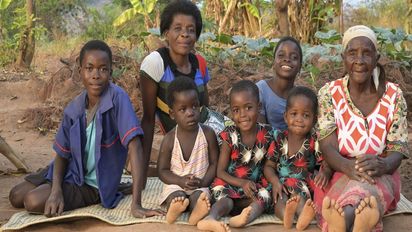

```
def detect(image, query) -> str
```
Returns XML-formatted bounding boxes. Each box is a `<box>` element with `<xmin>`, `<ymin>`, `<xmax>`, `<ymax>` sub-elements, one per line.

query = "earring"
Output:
<box><xmin>373</xmin><ymin>66</ymin><xmax>380</xmax><ymax>91</ymax></box>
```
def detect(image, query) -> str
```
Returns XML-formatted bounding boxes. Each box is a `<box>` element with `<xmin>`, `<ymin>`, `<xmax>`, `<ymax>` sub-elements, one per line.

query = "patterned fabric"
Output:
<box><xmin>267</xmin><ymin>130</ymin><xmax>323</xmax><ymax>198</ymax></box>
<box><xmin>210</xmin><ymin>124</ymin><xmax>275</xmax><ymax>210</ymax></box>
<box><xmin>140</xmin><ymin>47</ymin><xmax>210</xmax><ymax>132</ymax></box>
<box><xmin>315</xmin><ymin>76</ymin><xmax>409</xmax><ymax>232</ymax></box>
<box><xmin>318</xmin><ymin>75</ymin><xmax>409</xmax><ymax>157</ymax></box>
<box><xmin>159</xmin><ymin>125</ymin><xmax>210</xmax><ymax>204</ymax></box>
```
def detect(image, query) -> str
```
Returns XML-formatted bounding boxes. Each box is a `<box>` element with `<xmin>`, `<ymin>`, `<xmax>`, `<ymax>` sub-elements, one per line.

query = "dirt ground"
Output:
<box><xmin>1</xmin><ymin>57</ymin><xmax>412</xmax><ymax>231</ymax></box>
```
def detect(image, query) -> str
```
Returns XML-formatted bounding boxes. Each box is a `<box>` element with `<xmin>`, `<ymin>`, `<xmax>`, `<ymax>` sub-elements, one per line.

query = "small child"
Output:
<box><xmin>264</xmin><ymin>86</ymin><xmax>332</xmax><ymax>230</ymax></box>
<box><xmin>257</xmin><ymin>36</ymin><xmax>303</xmax><ymax>130</ymax></box>
<box><xmin>8</xmin><ymin>40</ymin><xmax>163</xmax><ymax>218</ymax></box>
<box><xmin>197</xmin><ymin>80</ymin><xmax>274</xmax><ymax>232</ymax></box>
<box><xmin>157</xmin><ymin>76</ymin><xmax>219</xmax><ymax>225</ymax></box>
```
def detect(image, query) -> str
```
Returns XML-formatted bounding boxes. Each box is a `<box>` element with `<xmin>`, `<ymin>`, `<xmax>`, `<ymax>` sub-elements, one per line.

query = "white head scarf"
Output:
<box><xmin>342</xmin><ymin>25</ymin><xmax>380</xmax><ymax>90</ymax></box>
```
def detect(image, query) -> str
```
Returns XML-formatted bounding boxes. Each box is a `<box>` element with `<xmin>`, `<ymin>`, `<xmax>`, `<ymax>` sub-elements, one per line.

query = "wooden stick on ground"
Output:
<box><xmin>0</xmin><ymin>135</ymin><xmax>29</xmax><ymax>172</ymax></box>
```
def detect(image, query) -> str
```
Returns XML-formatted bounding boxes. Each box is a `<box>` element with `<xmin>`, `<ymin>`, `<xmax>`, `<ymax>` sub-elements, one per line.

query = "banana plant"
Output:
<box><xmin>113</xmin><ymin>0</ymin><xmax>157</xmax><ymax>30</ymax></box>
<box><xmin>0</xmin><ymin>0</ymin><xmax>12</xmax><ymax>10</ymax></box>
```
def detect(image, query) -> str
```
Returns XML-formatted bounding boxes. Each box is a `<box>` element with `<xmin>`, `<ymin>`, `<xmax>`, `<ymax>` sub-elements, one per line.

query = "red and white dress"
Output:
<box><xmin>314</xmin><ymin>76</ymin><xmax>409</xmax><ymax>232</ymax></box>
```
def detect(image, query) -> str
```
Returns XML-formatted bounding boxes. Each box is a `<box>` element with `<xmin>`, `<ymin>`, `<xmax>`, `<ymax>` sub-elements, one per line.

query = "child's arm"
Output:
<box><xmin>198</xmin><ymin>126</ymin><xmax>219</xmax><ymax>187</ymax></box>
<box><xmin>128</xmin><ymin>136</ymin><xmax>164</xmax><ymax>218</ymax></box>
<box><xmin>263</xmin><ymin>159</ymin><xmax>284</xmax><ymax>203</ymax></box>
<box><xmin>314</xmin><ymin>160</ymin><xmax>333</xmax><ymax>189</ymax></box>
<box><xmin>44</xmin><ymin>154</ymin><xmax>68</xmax><ymax>217</ymax></box>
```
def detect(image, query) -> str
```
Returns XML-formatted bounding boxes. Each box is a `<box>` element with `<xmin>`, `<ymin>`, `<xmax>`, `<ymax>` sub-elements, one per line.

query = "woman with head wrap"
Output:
<box><xmin>314</xmin><ymin>25</ymin><xmax>409</xmax><ymax>232</ymax></box>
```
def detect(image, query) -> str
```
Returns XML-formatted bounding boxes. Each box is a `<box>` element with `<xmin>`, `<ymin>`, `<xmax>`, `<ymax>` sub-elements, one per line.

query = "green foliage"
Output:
<box><xmin>241</xmin><ymin>2</ymin><xmax>260</xmax><ymax>19</ymax></box>
<box><xmin>113</xmin><ymin>0</ymin><xmax>157</xmax><ymax>28</ymax></box>
<box><xmin>85</xmin><ymin>5</ymin><xmax>123</xmax><ymax>40</ymax></box>
<box><xmin>315</xmin><ymin>30</ymin><xmax>341</xmax><ymax>44</ymax></box>
<box><xmin>372</xmin><ymin>27</ymin><xmax>412</xmax><ymax>65</ymax></box>
<box><xmin>346</xmin><ymin>0</ymin><xmax>409</xmax><ymax>29</ymax></box>
<box><xmin>0</xmin><ymin>0</ymin><xmax>12</xmax><ymax>10</ymax></box>
<box><xmin>0</xmin><ymin>1</ymin><xmax>47</xmax><ymax>66</ymax></box>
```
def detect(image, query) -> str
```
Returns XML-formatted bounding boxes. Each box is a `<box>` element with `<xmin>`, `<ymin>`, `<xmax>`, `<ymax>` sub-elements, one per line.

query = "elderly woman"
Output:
<box><xmin>314</xmin><ymin>25</ymin><xmax>409</xmax><ymax>232</ymax></box>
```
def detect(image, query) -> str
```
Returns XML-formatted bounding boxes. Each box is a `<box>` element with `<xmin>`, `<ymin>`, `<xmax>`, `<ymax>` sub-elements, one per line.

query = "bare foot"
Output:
<box><xmin>166</xmin><ymin>197</ymin><xmax>189</xmax><ymax>224</ymax></box>
<box><xmin>353</xmin><ymin>196</ymin><xmax>380</xmax><ymax>232</ymax></box>
<box><xmin>322</xmin><ymin>196</ymin><xmax>345</xmax><ymax>232</ymax></box>
<box><xmin>229</xmin><ymin>206</ymin><xmax>253</xmax><ymax>227</ymax></box>
<box><xmin>188</xmin><ymin>192</ymin><xmax>211</xmax><ymax>225</ymax></box>
<box><xmin>197</xmin><ymin>217</ymin><xmax>231</xmax><ymax>232</ymax></box>
<box><xmin>296</xmin><ymin>199</ymin><xmax>316</xmax><ymax>231</ymax></box>
<box><xmin>283</xmin><ymin>195</ymin><xmax>300</xmax><ymax>229</ymax></box>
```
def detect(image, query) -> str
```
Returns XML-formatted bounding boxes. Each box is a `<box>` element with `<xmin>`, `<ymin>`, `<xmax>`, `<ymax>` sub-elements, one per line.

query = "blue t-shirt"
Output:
<box><xmin>256</xmin><ymin>80</ymin><xmax>287</xmax><ymax>130</ymax></box>
<box><xmin>84</xmin><ymin>116</ymin><xmax>97</xmax><ymax>188</ymax></box>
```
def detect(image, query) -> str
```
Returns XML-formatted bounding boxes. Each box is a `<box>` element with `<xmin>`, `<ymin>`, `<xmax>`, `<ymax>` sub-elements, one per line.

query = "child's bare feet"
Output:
<box><xmin>166</xmin><ymin>197</ymin><xmax>189</xmax><ymax>224</ymax></box>
<box><xmin>229</xmin><ymin>206</ymin><xmax>252</xmax><ymax>227</ymax></box>
<box><xmin>283</xmin><ymin>195</ymin><xmax>300</xmax><ymax>229</ymax></box>
<box><xmin>188</xmin><ymin>192</ymin><xmax>211</xmax><ymax>225</ymax></box>
<box><xmin>296</xmin><ymin>199</ymin><xmax>316</xmax><ymax>231</ymax></box>
<box><xmin>322</xmin><ymin>196</ymin><xmax>345</xmax><ymax>232</ymax></box>
<box><xmin>353</xmin><ymin>196</ymin><xmax>380</xmax><ymax>232</ymax></box>
<box><xmin>197</xmin><ymin>217</ymin><xmax>231</xmax><ymax>232</ymax></box>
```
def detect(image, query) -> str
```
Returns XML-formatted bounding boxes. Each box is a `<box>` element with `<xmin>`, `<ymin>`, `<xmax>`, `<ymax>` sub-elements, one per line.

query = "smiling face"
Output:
<box><xmin>343</xmin><ymin>36</ymin><xmax>378</xmax><ymax>85</ymax></box>
<box><xmin>170</xmin><ymin>89</ymin><xmax>200</xmax><ymax>131</ymax></box>
<box><xmin>273</xmin><ymin>40</ymin><xmax>302</xmax><ymax>79</ymax></box>
<box><xmin>284</xmin><ymin>95</ymin><xmax>315</xmax><ymax>137</ymax></box>
<box><xmin>165</xmin><ymin>14</ymin><xmax>197</xmax><ymax>57</ymax></box>
<box><xmin>230</xmin><ymin>90</ymin><xmax>259</xmax><ymax>133</ymax></box>
<box><xmin>80</xmin><ymin>50</ymin><xmax>111</xmax><ymax>103</ymax></box>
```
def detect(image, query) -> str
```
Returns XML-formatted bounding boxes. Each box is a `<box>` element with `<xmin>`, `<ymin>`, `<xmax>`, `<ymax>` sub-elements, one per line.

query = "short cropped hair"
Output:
<box><xmin>286</xmin><ymin>86</ymin><xmax>318</xmax><ymax>116</ymax></box>
<box><xmin>160</xmin><ymin>0</ymin><xmax>203</xmax><ymax>39</ymax></box>
<box><xmin>79</xmin><ymin>40</ymin><xmax>112</xmax><ymax>67</ymax></box>
<box><xmin>167</xmin><ymin>76</ymin><xmax>199</xmax><ymax>108</ymax></box>
<box><xmin>273</xmin><ymin>36</ymin><xmax>303</xmax><ymax>64</ymax></box>
<box><xmin>230</xmin><ymin>80</ymin><xmax>259</xmax><ymax>104</ymax></box>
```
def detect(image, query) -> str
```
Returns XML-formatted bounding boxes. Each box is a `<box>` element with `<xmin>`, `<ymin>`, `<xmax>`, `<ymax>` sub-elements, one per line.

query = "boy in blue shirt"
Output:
<box><xmin>9</xmin><ymin>40</ymin><xmax>163</xmax><ymax>218</ymax></box>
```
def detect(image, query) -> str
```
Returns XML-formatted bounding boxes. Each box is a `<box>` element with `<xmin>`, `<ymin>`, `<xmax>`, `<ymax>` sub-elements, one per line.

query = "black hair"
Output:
<box><xmin>273</xmin><ymin>36</ymin><xmax>303</xmax><ymax>64</ymax></box>
<box><xmin>286</xmin><ymin>86</ymin><xmax>318</xmax><ymax>116</ymax></box>
<box><xmin>167</xmin><ymin>76</ymin><xmax>199</xmax><ymax>108</ymax></box>
<box><xmin>230</xmin><ymin>80</ymin><xmax>259</xmax><ymax>104</ymax></box>
<box><xmin>79</xmin><ymin>40</ymin><xmax>112</xmax><ymax>67</ymax></box>
<box><xmin>160</xmin><ymin>0</ymin><xmax>203</xmax><ymax>39</ymax></box>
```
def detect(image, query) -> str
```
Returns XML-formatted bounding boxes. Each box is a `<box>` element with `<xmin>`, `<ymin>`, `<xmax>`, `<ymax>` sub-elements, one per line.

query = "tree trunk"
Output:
<box><xmin>339</xmin><ymin>0</ymin><xmax>344</xmax><ymax>36</ymax></box>
<box><xmin>288</xmin><ymin>0</ymin><xmax>338</xmax><ymax>44</ymax></box>
<box><xmin>219</xmin><ymin>0</ymin><xmax>238</xmax><ymax>34</ymax></box>
<box><xmin>406</xmin><ymin>0</ymin><xmax>412</xmax><ymax>34</ymax></box>
<box><xmin>275</xmin><ymin>0</ymin><xmax>290</xmax><ymax>36</ymax></box>
<box><xmin>243</xmin><ymin>0</ymin><xmax>260</xmax><ymax>37</ymax></box>
<box><xmin>16</xmin><ymin>0</ymin><xmax>35</xmax><ymax>68</ymax></box>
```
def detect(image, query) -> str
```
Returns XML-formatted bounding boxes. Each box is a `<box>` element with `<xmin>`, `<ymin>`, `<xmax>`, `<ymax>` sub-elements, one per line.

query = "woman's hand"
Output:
<box><xmin>355</xmin><ymin>155</ymin><xmax>387</xmax><ymax>177</ymax></box>
<box><xmin>241</xmin><ymin>180</ymin><xmax>258</xmax><ymax>200</ymax></box>
<box><xmin>346</xmin><ymin>159</ymin><xmax>376</xmax><ymax>184</ymax></box>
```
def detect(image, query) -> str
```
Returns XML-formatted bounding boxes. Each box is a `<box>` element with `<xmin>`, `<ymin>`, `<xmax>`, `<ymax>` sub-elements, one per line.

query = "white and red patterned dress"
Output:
<box><xmin>314</xmin><ymin>76</ymin><xmax>409</xmax><ymax>232</ymax></box>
